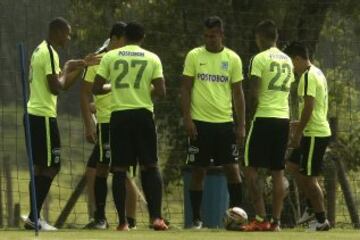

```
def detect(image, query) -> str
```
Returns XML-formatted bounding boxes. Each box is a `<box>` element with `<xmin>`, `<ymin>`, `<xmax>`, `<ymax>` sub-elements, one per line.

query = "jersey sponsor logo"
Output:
<box><xmin>118</xmin><ymin>51</ymin><xmax>145</xmax><ymax>57</ymax></box>
<box><xmin>221</xmin><ymin>61</ymin><xmax>229</xmax><ymax>70</ymax></box>
<box><xmin>197</xmin><ymin>73</ymin><xmax>229</xmax><ymax>83</ymax></box>
<box><xmin>269</xmin><ymin>53</ymin><xmax>289</xmax><ymax>60</ymax></box>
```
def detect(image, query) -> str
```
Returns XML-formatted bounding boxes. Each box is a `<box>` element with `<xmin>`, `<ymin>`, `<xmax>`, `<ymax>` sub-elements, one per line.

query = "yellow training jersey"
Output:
<box><xmin>97</xmin><ymin>45</ymin><xmax>163</xmax><ymax>112</ymax></box>
<box><xmin>183</xmin><ymin>46</ymin><xmax>243</xmax><ymax>123</ymax></box>
<box><xmin>83</xmin><ymin>51</ymin><xmax>112</xmax><ymax>123</ymax></box>
<box><xmin>250</xmin><ymin>47</ymin><xmax>294</xmax><ymax>119</ymax></box>
<box><xmin>298</xmin><ymin>65</ymin><xmax>331</xmax><ymax>137</ymax></box>
<box><xmin>27</xmin><ymin>41</ymin><xmax>61</xmax><ymax>117</ymax></box>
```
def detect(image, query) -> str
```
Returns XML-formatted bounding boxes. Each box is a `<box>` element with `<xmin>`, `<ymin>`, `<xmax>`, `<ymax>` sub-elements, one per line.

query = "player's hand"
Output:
<box><xmin>84</xmin><ymin>53</ymin><xmax>102</xmax><ymax>66</ymax></box>
<box><xmin>85</xmin><ymin>125</ymin><xmax>97</xmax><ymax>144</ymax></box>
<box><xmin>236</xmin><ymin>125</ymin><xmax>246</xmax><ymax>148</ymax></box>
<box><xmin>184</xmin><ymin>118</ymin><xmax>197</xmax><ymax>140</ymax></box>
<box><xmin>89</xmin><ymin>102</ymin><xmax>97</xmax><ymax>114</ymax></box>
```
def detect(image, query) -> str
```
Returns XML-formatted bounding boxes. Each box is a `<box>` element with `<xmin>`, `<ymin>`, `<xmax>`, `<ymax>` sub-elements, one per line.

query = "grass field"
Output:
<box><xmin>0</xmin><ymin>229</ymin><xmax>359</xmax><ymax>240</ymax></box>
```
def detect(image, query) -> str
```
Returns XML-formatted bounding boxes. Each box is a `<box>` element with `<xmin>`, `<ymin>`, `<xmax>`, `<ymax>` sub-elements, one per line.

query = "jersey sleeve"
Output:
<box><xmin>44</xmin><ymin>51</ymin><xmax>61</xmax><ymax>76</ymax></box>
<box><xmin>299</xmin><ymin>71</ymin><xmax>317</xmax><ymax>97</ymax></box>
<box><xmin>96</xmin><ymin>53</ymin><xmax>111</xmax><ymax>81</ymax></box>
<box><xmin>183</xmin><ymin>51</ymin><xmax>196</xmax><ymax>77</ymax></box>
<box><xmin>152</xmin><ymin>55</ymin><xmax>164</xmax><ymax>79</ymax></box>
<box><xmin>249</xmin><ymin>54</ymin><xmax>263</xmax><ymax>78</ymax></box>
<box><xmin>230</xmin><ymin>54</ymin><xmax>244</xmax><ymax>83</ymax></box>
<box><xmin>83</xmin><ymin>65</ymin><xmax>97</xmax><ymax>83</ymax></box>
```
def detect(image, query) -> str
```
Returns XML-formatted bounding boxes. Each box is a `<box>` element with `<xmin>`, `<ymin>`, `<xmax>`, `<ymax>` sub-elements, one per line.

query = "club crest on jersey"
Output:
<box><xmin>221</xmin><ymin>61</ymin><xmax>229</xmax><ymax>70</ymax></box>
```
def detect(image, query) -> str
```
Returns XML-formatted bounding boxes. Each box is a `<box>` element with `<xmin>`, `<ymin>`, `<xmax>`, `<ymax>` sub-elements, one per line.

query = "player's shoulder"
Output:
<box><xmin>308</xmin><ymin>64</ymin><xmax>326</xmax><ymax>82</ymax></box>
<box><xmin>186</xmin><ymin>46</ymin><xmax>206</xmax><ymax>57</ymax></box>
<box><xmin>142</xmin><ymin>48</ymin><xmax>161</xmax><ymax>61</ymax></box>
<box><xmin>223</xmin><ymin>47</ymin><xmax>241</xmax><ymax>61</ymax></box>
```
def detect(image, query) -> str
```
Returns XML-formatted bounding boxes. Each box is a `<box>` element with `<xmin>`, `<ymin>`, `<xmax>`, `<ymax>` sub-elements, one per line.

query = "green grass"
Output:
<box><xmin>0</xmin><ymin>229</ymin><xmax>359</xmax><ymax>240</ymax></box>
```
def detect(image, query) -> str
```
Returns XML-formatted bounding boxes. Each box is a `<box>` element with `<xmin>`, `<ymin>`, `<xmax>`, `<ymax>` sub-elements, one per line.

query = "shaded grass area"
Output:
<box><xmin>0</xmin><ymin>229</ymin><xmax>360</xmax><ymax>240</ymax></box>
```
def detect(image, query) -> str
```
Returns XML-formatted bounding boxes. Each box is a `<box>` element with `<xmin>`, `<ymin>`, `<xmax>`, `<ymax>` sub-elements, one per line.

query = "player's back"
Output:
<box><xmin>250</xmin><ymin>47</ymin><xmax>294</xmax><ymax>119</ymax></box>
<box><xmin>103</xmin><ymin>44</ymin><xmax>163</xmax><ymax>113</ymax></box>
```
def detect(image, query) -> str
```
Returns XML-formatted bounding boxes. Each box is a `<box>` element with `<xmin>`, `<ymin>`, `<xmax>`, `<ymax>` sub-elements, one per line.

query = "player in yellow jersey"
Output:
<box><xmin>80</xmin><ymin>22</ymin><xmax>140</xmax><ymax>230</ymax></box>
<box><xmin>284</xmin><ymin>42</ymin><xmax>331</xmax><ymax>231</ymax></box>
<box><xmin>181</xmin><ymin>16</ymin><xmax>246</xmax><ymax>230</ymax></box>
<box><xmin>242</xmin><ymin>20</ymin><xmax>294</xmax><ymax>232</ymax></box>
<box><xmin>24</xmin><ymin>17</ymin><xmax>100</xmax><ymax>231</ymax></box>
<box><xmin>93</xmin><ymin>22</ymin><xmax>168</xmax><ymax>231</ymax></box>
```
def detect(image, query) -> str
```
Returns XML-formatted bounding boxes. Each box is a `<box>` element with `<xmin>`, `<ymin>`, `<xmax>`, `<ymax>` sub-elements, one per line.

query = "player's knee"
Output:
<box><xmin>286</xmin><ymin>161</ymin><xmax>298</xmax><ymax>174</ymax></box>
<box><xmin>140</xmin><ymin>164</ymin><xmax>158</xmax><ymax>172</ymax></box>
<box><xmin>223</xmin><ymin>164</ymin><xmax>241</xmax><ymax>183</ymax></box>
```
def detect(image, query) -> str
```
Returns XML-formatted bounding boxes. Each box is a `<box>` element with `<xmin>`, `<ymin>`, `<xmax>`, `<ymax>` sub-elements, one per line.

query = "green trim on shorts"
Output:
<box><xmin>98</xmin><ymin>124</ymin><xmax>103</xmax><ymax>162</ymax></box>
<box><xmin>45</xmin><ymin>117</ymin><xmax>51</xmax><ymax>167</ymax></box>
<box><xmin>307</xmin><ymin>136</ymin><xmax>315</xmax><ymax>176</ymax></box>
<box><xmin>244</xmin><ymin>120</ymin><xmax>255</xmax><ymax>167</ymax></box>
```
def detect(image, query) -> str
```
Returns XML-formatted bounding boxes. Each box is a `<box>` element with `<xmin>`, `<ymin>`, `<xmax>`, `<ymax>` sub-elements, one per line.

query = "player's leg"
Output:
<box><xmin>189</xmin><ymin>166</ymin><xmax>206</xmax><ymax>228</ymax></box>
<box><xmin>215</xmin><ymin>123</ymin><xmax>243</xmax><ymax>208</ymax></box>
<box><xmin>299</xmin><ymin>137</ymin><xmax>331</xmax><ymax>231</ymax></box>
<box><xmin>242</xmin><ymin>118</ymin><xmax>270</xmax><ymax>231</ymax></box>
<box><xmin>137</xmin><ymin>109</ymin><xmax>167</xmax><ymax>230</ymax></box>
<box><xmin>110</xmin><ymin>111</ymin><xmax>134</xmax><ymax>231</ymax></box>
<box><xmin>125</xmin><ymin>173</ymin><xmax>138</xmax><ymax>229</ymax></box>
<box><xmin>25</xmin><ymin>115</ymin><xmax>60</xmax><ymax>230</ymax></box>
<box><xmin>270</xmin><ymin>170</ymin><xmax>285</xmax><ymax>230</ymax></box>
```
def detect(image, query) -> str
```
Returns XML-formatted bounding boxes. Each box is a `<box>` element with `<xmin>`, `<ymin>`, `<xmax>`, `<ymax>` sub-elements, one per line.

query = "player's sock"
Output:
<box><xmin>127</xmin><ymin>217</ymin><xmax>136</xmax><ymax>228</ymax></box>
<box><xmin>112</xmin><ymin>171</ymin><xmax>127</xmax><ymax>224</ymax></box>
<box><xmin>29</xmin><ymin>175</ymin><xmax>53</xmax><ymax>221</ymax></box>
<box><xmin>141</xmin><ymin>167</ymin><xmax>163</xmax><ymax>219</ymax></box>
<box><xmin>94</xmin><ymin>176</ymin><xmax>107</xmax><ymax>220</ymax></box>
<box><xmin>315</xmin><ymin>211</ymin><xmax>326</xmax><ymax>224</ymax></box>
<box><xmin>189</xmin><ymin>190</ymin><xmax>202</xmax><ymax>221</ymax></box>
<box><xmin>227</xmin><ymin>182</ymin><xmax>243</xmax><ymax>207</ymax></box>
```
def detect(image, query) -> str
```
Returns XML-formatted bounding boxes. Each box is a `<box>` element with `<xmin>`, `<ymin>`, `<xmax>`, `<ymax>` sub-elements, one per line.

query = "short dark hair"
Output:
<box><xmin>255</xmin><ymin>20</ymin><xmax>278</xmax><ymax>42</ymax></box>
<box><xmin>283</xmin><ymin>41</ymin><xmax>309</xmax><ymax>60</ymax></box>
<box><xmin>49</xmin><ymin>17</ymin><xmax>70</xmax><ymax>33</ymax></box>
<box><xmin>124</xmin><ymin>22</ymin><xmax>145</xmax><ymax>42</ymax></box>
<box><xmin>204</xmin><ymin>16</ymin><xmax>224</xmax><ymax>30</ymax></box>
<box><xmin>109</xmin><ymin>21</ymin><xmax>127</xmax><ymax>38</ymax></box>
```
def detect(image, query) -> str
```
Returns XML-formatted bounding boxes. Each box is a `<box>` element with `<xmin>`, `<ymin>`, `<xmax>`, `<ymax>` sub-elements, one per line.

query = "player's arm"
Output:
<box><xmin>151</xmin><ymin>78</ymin><xmax>166</xmax><ymax>98</ymax></box>
<box><xmin>232</xmin><ymin>81</ymin><xmax>246</xmax><ymax>146</ymax></box>
<box><xmin>80</xmin><ymin>80</ymin><xmax>97</xmax><ymax>143</ymax></box>
<box><xmin>92</xmin><ymin>74</ymin><xmax>111</xmax><ymax>95</ymax></box>
<box><xmin>248</xmin><ymin>75</ymin><xmax>261</xmax><ymax>120</ymax></box>
<box><xmin>290</xmin><ymin>96</ymin><xmax>314</xmax><ymax>148</ymax></box>
<box><xmin>181</xmin><ymin>75</ymin><xmax>197</xmax><ymax>139</ymax></box>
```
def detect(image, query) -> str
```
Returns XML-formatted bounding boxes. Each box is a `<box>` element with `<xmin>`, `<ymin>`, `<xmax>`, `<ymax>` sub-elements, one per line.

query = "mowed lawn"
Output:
<box><xmin>0</xmin><ymin>229</ymin><xmax>359</xmax><ymax>240</ymax></box>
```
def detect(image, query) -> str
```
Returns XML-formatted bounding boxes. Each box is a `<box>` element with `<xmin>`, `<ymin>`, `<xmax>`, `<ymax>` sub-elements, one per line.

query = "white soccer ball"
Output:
<box><xmin>225</xmin><ymin>207</ymin><xmax>248</xmax><ymax>224</ymax></box>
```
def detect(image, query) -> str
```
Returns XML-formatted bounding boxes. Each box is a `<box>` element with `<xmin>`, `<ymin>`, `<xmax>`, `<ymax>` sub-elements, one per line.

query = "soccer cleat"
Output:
<box><xmin>192</xmin><ymin>219</ymin><xmax>203</xmax><ymax>230</ymax></box>
<box><xmin>39</xmin><ymin>219</ymin><xmax>57</xmax><ymax>231</ymax></box>
<box><xmin>83</xmin><ymin>219</ymin><xmax>109</xmax><ymax>230</ymax></box>
<box><xmin>116</xmin><ymin>223</ymin><xmax>130</xmax><ymax>231</ymax></box>
<box><xmin>269</xmin><ymin>223</ymin><xmax>281</xmax><ymax>232</ymax></box>
<box><xmin>23</xmin><ymin>217</ymin><xmax>40</xmax><ymax>230</ymax></box>
<box><xmin>307</xmin><ymin>219</ymin><xmax>331</xmax><ymax>231</ymax></box>
<box><xmin>297</xmin><ymin>207</ymin><xmax>315</xmax><ymax>225</ymax></box>
<box><xmin>241</xmin><ymin>220</ymin><xmax>271</xmax><ymax>231</ymax></box>
<box><xmin>152</xmin><ymin>218</ymin><xmax>168</xmax><ymax>231</ymax></box>
<box><xmin>224</xmin><ymin>221</ymin><xmax>244</xmax><ymax>231</ymax></box>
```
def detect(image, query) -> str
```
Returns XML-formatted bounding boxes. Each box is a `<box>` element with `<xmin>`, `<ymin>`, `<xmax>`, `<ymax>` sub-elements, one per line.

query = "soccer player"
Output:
<box><xmin>284</xmin><ymin>42</ymin><xmax>331</xmax><ymax>231</ymax></box>
<box><xmin>80</xmin><ymin>23</ymin><xmax>139</xmax><ymax>229</ymax></box>
<box><xmin>242</xmin><ymin>20</ymin><xmax>294</xmax><ymax>231</ymax></box>
<box><xmin>181</xmin><ymin>16</ymin><xmax>246</xmax><ymax>229</ymax></box>
<box><xmin>93</xmin><ymin>22</ymin><xmax>168</xmax><ymax>231</ymax></box>
<box><xmin>24</xmin><ymin>17</ymin><xmax>99</xmax><ymax>230</ymax></box>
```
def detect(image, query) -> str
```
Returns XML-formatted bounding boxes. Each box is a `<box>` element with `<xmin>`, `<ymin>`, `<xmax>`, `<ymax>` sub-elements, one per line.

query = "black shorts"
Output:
<box><xmin>25</xmin><ymin>114</ymin><xmax>61</xmax><ymax>169</ymax></box>
<box><xmin>288</xmin><ymin>136</ymin><xmax>330</xmax><ymax>176</ymax></box>
<box><xmin>110</xmin><ymin>109</ymin><xmax>158</xmax><ymax>168</ymax></box>
<box><xmin>244</xmin><ymin>117</ymin><xmax>289</xmax><ymax>170</ymax></box>
<box><xmin>87</xmin><ymin>123</ymin><xmax>111</xmax><ymax>168</ymax></box>
<box><xmin>186</xmin><ymin>120</ymin><xmax>238</xmax><ymax>167</ymax></box>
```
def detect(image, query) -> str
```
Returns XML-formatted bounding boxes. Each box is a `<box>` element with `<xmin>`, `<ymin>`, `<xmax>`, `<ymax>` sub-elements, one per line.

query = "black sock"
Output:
<box><xmin>112</xmin><ymin>172</ymin><xmax>127</xmax><ymax>224</ymax></box>
<box><xmin>306</xmin><ymin>199</ymin><xmax>313</xmax><ymax>212</ymax></box>
<box><xmin>29</xmin><ymin>175</ymin><xmax>53</xmax><ymax>221</ymax></box>
<box><xmin>189</xmin><ymin>190</ymin><xmax>202</xmax><ymax>221</ymax></box>
<box><xmin>141</xmin><ymin>167</ymin><xmax>163</xmax><ymax>219</ymax></box>
<box><xmin>315</xmin><ymin>212</ymin><xmax>326</xmax><ymax>223</ymax></box>
<box><xmin>227</xmin><ymin>183</ymin><xmax>243</xmax><ymax>207</ymax></box>
<box><xmin>127</xmin><ymin>217</ymin><xmax>136</xmax><ymax>228</ymax></box>
<box><xmin>94</xmin><ymin>176</ymin><xmax>107</xmax><ymax>220</ymax></box>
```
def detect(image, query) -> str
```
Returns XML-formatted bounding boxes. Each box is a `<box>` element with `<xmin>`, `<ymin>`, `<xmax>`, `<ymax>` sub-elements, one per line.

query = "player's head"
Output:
<box><xmin>124</xmin><ymin>22</ymin><xmax>145</xmax><ymax>44</ymax></box>
<box><xmin>109</xmin><ymin>21</ymin><xmax>127</xmax><ymax>49</ymax></box>
<box><xmin>203</xmin><ymin>16</ymin><xmax>224</xmax><ymax>52</ymax></box>
<box><xmin>254</xmin><ymin>20</ymin><xmax>278</xmax><ymax>50</ymax></box>
<box><xmin>284</xmin><ymin>41</ymin><xmax>310</xmax><ymax>74</ymax></box>
<box><xmin>48</xmin><ymin>17</ymin><xmax>71</xmax><ymax>48</ymax></box>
